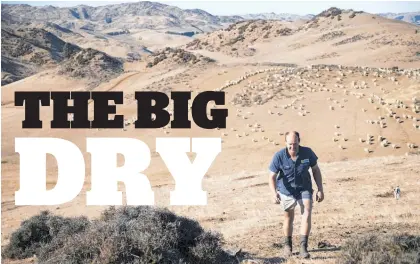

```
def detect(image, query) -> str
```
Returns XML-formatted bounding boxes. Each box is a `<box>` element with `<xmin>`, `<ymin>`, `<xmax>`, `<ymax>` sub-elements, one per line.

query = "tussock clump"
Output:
<box><xmin>375</xmin><ymin>190</ymin><xmax>394</xmax><ymax>198</ymax></box>
<box><xmin>316</xmin><ymin>31</ymin><xmax>346</xmax><ymax>42</ymax></box>
<box><xmin>2</xmin><ymin>206</ymin><xmax>236</xmax><ymax>264</ymax></box>
<box><xmin>336</xmin><ymin>177</ymin><xmax>356</xmax><ymax>182</ymax></box>
<box><xmin>1</xmin><ymin>210</ymin><xmax>90</xmax><ymax>260</ymax></box>
<box><xmin>337</xmin><ymin>233</ymin><xmax>420</xmax><ymax>264</ymax></box>
<box><xmin>332</xmin><ymin>34</ymin><xmax>374</xmax><ymax>46</ymax></box>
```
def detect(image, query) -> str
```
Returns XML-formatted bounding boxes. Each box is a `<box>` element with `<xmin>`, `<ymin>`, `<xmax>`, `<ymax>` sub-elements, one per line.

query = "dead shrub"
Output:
<box><xmin>337</xmin><ymin>233</ymin><xmax>420</xmax><ymax>264</ymax></box>
<box><xmin>336</xmin><ymin>177</ymin><xmax>356</xmax><ymax>182</ymax></box>
<box><xmin>375</xmin><ymin>190</ymin><xmax>394</xmax><ymax>198</ymax></box>
<box><xmin>2</xmin><ymin>206</ymin><xmax>236</xmax><ymax>264</ymax></box>
<box><xmin>1</xmin><ymin>210</ymin><xmax>90</xmax><ymax>259</ymax></box>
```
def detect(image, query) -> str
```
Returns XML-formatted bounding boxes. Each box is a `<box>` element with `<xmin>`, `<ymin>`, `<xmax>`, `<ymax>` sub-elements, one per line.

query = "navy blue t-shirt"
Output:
<box><xmin>269</xmin><ymin>146</ymin><xmax>318</xmax><ymax>196</ymax></box>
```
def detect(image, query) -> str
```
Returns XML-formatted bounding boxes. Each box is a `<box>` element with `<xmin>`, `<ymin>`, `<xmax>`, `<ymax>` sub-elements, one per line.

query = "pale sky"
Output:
<box><xmin>2</xmin><ymin>1</ymin><xmax>420</xmax><ymax>16</ymax></box>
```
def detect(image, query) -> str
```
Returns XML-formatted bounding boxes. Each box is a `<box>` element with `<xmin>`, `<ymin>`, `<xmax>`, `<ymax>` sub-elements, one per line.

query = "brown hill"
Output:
<box><xmin>56</xmin><ymin>48</ymin><xmax>124</xmax><ymax>89</ymax></box>
<box><xmin>1</xmin><ymin>25</ymin><xmax>124</xmax><ymax>87</ymax></box>
<box><xmin>185</xmin><ymin>8</ymin><xmax>420</xmax><ymax>68</ymax></box>
<box><xmin>184</xmin><ymin>20</ymin><xmax>297</xmax><ymax>57</ymax></box>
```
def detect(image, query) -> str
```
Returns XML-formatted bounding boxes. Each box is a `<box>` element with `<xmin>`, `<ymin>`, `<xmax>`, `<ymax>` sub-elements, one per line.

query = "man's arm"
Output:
<box><xmin>268</xmin><ymin>153</ymin><xmax>281</xmax><ymax>203</ymax></box>
<box><xmin>311</xmin><ymin>163</ymin><xmax>323</xmax><ymax>192</ymax></box>
<box><xmin>268</xmin><ymin>170</ymin><xmax>280</xmax><ymax>204</ymax></box>
<box><xmin>268</xmin><ymin>170</ymin><xmax>278</xmax><ymax>195</ymax></box>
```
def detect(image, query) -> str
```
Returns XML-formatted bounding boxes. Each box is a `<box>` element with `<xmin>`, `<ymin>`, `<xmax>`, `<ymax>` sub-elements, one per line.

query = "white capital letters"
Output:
<box><xmin>156</xmin><ymin>137</ymin><xmax>221</xmax><ymax>205</ymax></box>
<box><xmin>15</xmin><ymin>138</ymin><xmax>85</xmax><ymax>205</ymax></box>
<box><xmin>86</xmin><ymin>138</ymin><xmax>154</xmax><ymax>205</ymax></box>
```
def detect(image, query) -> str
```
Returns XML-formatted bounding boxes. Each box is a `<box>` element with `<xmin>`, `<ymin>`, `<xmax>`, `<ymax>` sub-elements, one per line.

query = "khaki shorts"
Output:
<box><xmin>278</xmin><ymin>190</ymin><xmax>312</xmax><ymax>211</ymax></box>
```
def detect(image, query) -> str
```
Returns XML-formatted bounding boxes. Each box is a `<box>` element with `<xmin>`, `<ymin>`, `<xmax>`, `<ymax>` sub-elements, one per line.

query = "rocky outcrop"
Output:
<box><xmin>145</xmin><ymin>47</ymin><xmax>215</xmax><ymax>68</ymax></box>
<box><xmin>57</xmin><ymin>48</ymin><xmax>124</xmax><ymax>89</ymax></box>
<box><xmin>316</xmin><ymin>7</ymin><xmax>343</xmax><ymax>18</ymax></box>
<box><xmin>1</xmin><ymin>25</ymin><xmax>124</xmax><ymax>87</ymax></box>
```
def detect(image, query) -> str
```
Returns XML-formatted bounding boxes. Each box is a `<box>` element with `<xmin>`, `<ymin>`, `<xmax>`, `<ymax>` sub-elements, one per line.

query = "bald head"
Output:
<box><xmin>285</xmin><ymin>131</ymin><xmax>300</xmax><ymax>156</ymax></box>
<box><xmin>285</xmin><ymin>131</ymin><xmax>300</xmax><ymax>142</ymax></box>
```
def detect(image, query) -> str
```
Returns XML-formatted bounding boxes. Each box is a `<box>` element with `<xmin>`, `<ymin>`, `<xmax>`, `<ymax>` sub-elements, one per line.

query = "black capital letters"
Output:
<box><xmin>91</xmin><ymin>92</ymin><xmax>124</xmax><ymax>128</ymax></box>
<box><xmin>50</xmin><ymin>91</ymin><xmax>91</xmax><ymax>128</ymax></box>
<box><xmin>171</xmin><ymin>91</ymin><xmax>191</xmax><ymax>128</ymax></box>
<box><xmin>14</xmin><ymin>91</ymin><xmax>50</xmax><ymax>128</ymax></box>
<box><xmin>192</xmin><ymin>91</ymin><xmax>228</xmax><ymax>129</ymax></box>
<box><xmin>135</xmin><ymin>92</ymin><xmax>170</xmax><ymax>128</ymax></box>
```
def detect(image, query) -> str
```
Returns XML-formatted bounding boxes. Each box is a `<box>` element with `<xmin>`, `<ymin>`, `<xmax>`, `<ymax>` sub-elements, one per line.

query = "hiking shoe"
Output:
<box><xmin>299</xmin><ymin>245</ymin><xmax>310</xmax><ymax>259</ymax></box>
<box><xmin>283</xmin><ymin>244</ymin><xmax>292</xmax><ymax>258</ymax></box>
<box><xmin>283</xmin><ymin>236</ymin><xmax>293</xmax><ymax>258</ymax></box>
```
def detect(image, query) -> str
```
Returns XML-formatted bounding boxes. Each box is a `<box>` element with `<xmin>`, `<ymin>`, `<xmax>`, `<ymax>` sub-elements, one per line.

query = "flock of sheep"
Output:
<box><xmin>107</xmin><ymin>64</ymin><xmax>420</xmax><ymax>155</ymax></box>
<box><xmin>224</xmin><ymin>65</ymin><xmax>418</xmax><ymax>154</ymax></box>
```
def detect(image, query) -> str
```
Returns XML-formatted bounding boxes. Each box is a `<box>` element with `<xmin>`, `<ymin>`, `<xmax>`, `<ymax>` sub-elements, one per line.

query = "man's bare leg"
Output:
<box><xmin>283</xmin><ymin>208</ymin><xmax>294</xmax><ymax>257</ymax></box>
<box><xmin>284</xmin><ymin>208</ymin><xmax>295</xmax><ymax>236</ymax></box>
<box><xmin>300</xmin><ymin>199</ymin><xmax>312</xmax><ymax>235</ymax></box>
<box><xmin>298</xmin><ymin>199</ymin><xmax>312</xmax><ymax>258</ymax></box>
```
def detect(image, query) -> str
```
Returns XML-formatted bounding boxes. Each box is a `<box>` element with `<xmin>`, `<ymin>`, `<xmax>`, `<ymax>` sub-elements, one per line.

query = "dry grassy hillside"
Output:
<box><xmin>2</xmin><ymin>61</ymin><xmax>420</xmax><ymax>263</ymax></box>
<box><xmin>184</xmin><ymin>20</ymin><xmax>298</xmax><ymax>57</ymax></box>
<box><xmin>185</xmin><ymin>8</ymin><xmax>420</xmax><ymax>68</ymax></box>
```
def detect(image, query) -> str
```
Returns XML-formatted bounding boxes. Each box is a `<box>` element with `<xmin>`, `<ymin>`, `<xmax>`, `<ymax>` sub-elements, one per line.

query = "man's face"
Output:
<box><xmin>286</xmin><ymin>134</ymin><xmax>299</xmax><ymax>155</ymax></box>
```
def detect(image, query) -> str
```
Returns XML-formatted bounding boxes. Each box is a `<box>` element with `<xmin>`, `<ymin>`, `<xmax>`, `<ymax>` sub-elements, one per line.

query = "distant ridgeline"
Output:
<box><xmin>165</xmin><ymin>31</ymin><xmax>199</xmax><ymax>37</ymax></box>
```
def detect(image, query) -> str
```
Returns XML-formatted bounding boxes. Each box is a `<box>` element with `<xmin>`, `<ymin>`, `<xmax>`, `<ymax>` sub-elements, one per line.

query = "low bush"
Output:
<box><xmin>2</xmin><ymin>206</ymin><xmax>237</xmax><ymax>264</ymax></box>
<box><xmin>337</xmin><ymin>233</ymin><xmax>420</xmax><ymax>264</ymax></box>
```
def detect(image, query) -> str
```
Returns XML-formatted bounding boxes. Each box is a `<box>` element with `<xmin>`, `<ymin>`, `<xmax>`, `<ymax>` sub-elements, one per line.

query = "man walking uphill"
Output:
<box><xmin>268</xmin><ymin>131</ymin><xmax>324</xmax><ymax>259</ymax></box>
